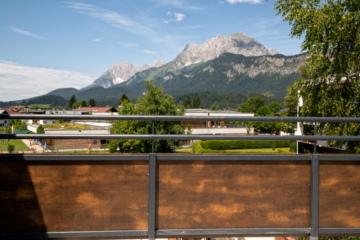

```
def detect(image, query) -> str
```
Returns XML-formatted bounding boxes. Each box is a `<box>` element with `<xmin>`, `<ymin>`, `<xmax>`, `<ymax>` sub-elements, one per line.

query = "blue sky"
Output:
<box><xmin>0</xmin><ymin>0</ymin><xmax>304</xmax><ymax>101</ymax></box>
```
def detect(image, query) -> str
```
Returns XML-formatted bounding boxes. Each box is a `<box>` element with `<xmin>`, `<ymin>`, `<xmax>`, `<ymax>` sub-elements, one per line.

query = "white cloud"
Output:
<box><xmin>164</xmin><ymin>20</ymin><xmax>169</xmax><ymax>24</ymax></box>
<box><xmin>117</xmin><ymin>41</ymin><xmax>138</xmax><ymax>47</ymax></box>
<box><xmin>225</xmin><ymin>0</ymin><xmax>262</xmax><ymax>3</ymax></box>
<box><xmin>0</xmin><ymin>61</ymin><xmax>94</xmax><ymax>101</ymax></box>
<box><xmin>92</xmin><ymin>38</ymin><xmax>101</xmax><ymax>42</ymax></box>
<box><xmin>180</xmin><ymin>25</ymin><xmax>205</xmax><ymax>29</ymax></box>
<box><xmin>167</xmin><ymin>11</ymin><xmax>172</xmax><ymax>15</ymax></box>
<box><xmin>144</xmin><ymin>50</ymin><xmax>157</xmax><ymax>54</ymax></box>
<box><xmin>8</xmin><ymin>27</ymin><xmax>44</xmax><ymax>39</ymax></box>
<box><xmin>65</xmin><ymin>2</ymin><xmax>156</xmax><ymax>37</ymax></box>
<box><xmin>154</xmin><ymin>0</ymin><xmax>203</xmax><ymax>11</ymax></box>
<box><xmin>174</xmin><ymin>13</ymin><xmax>185</xmax><ymax>21</ymax></box>
<box><xmin>64</xmin><ymin>2</ymin><xmax>195</xmax><ymax>50</ymax></box>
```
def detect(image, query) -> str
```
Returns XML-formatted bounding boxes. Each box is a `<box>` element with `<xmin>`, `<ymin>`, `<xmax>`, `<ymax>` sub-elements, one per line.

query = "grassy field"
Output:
<box><xmin>0</xmin><ymin>139</ymin><xmax>30</xmax><ymax>152</ymax></box>
<box><xmin>28</xmin><ymin>104</ymin><xmax>51</xmax><ymax>109</ymax></box>
<box><xmin>175</xmin><ymin>147</ymin><xmax>292</xmax><ymax>154</ymax></box>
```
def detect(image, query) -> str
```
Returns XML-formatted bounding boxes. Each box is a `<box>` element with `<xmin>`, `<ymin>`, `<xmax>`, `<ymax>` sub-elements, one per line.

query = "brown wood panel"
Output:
<box><xmin>319</xmin><ymin>161</ymin><xmax>360</xmax><ymax>228</ymax></box>
<box><xmin>156</xmin><ymin>160</ymin><xmax>311</xmax><ymax>229</ymax></box>
<box><xmin>0</xmin><ymin>160</ymin><xmax>148</xmax><ymax>232</ymax></box>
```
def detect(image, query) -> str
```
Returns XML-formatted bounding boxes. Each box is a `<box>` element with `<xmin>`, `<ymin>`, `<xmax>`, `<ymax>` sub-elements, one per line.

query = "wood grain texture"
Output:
<box><xmin>156</xmin><ymin>160</ymin><xmax>311</xmax><ymax>229</ymax></box>
<box><xmin>0</xmin><ymin>160</ymin><xmax>148</xmax><ymax>232</ymax></box>
<box><xmin>319</xmin><ymin>161</ymin><xmax>360</xmax><ymax>228</ymax></box>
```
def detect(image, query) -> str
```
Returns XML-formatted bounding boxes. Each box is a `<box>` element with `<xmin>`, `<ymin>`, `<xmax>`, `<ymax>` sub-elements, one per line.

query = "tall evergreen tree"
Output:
<box><xmin>91</xmin><ymin>98</ymin><xmax>96</xmax><ymax>107</ymax></box>
<box><xmin>211</xmin><ymin>104</ymin><xmax>219</xmax><ymax>110</ymax></box>
<box><xmin>81</xmin><ymin>100</ymin><xmax>87</xmax><ymax>107</ymax></box>
<box><xmin>68</xmin><ymin>95</ymin><xmax>77</xmax><ymax>109</ymax></box>
<box><xmin>192</xmin><ymin>96</ymin><xmax>202</xmax><ymax>108</ymax></box>
<box><xmin>119</xmin><ymin>94</ymin><xmax>131</xmax><ymax>105</ymax></box>
<box><xmin>183</xmin><ymin>95</ymin><xmax>192</xmax><ymax>108</ymax></box>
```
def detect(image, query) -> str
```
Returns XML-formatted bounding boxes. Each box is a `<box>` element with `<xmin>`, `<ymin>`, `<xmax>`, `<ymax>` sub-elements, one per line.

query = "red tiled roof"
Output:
<box><xmin>9</xmin><ymin>105</ymin><xmax>27</xmax><ymax>111</ymax></box>
<box><xmin>4</xmin><ymin>109</ymin><xmax>22</xmax><ymax>114</ymax></box>
<box><xmin>74</xmin><ymin>107</ymin><xmax>117</xmax><ymax>113</ymax></box>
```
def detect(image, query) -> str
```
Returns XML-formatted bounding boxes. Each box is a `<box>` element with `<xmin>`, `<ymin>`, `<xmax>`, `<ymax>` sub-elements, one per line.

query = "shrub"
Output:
<box><xmin>5</xmin><ymin>127</ymin><xmax>11</xmax><ymax>134</ymax></box>
<box><xmin>8</xmin><ymin>144</ymin><xmax>15</xmax><ymax>154</ymax></box>
<box><xmin>289</xmin><ymin>141</ymin><xmax>297</xmax><ymax>153</ymax></box>
<box><xmin>192</xmin><ymin>141</ymin><xmax>204</xmax><ymax>153</ymax></box>
<box><xmin>108</xmin><ymin>141</ymin><xmax>117</xmax><ymax>153</ymax></box>
<box><xmin>200</xmin><ymin>140</ymin><xmax>291</xmax><ymax>150</ymax></box>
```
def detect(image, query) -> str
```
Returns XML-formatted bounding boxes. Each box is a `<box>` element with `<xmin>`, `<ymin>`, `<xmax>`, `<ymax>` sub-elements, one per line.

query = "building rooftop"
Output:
<box><xmin>185</xmin><ymin>108</ymin><xmax>253</xmax><ymax>114</ymax></box>
<box><xmin>75</xmin><ymin>106</ymin><xmax>117</xmax><ymax>113</ymax></box>
<box><xmin>45</xmin><ymin>110</ymin><xmax>89</xmax><ymax>115</ymax></box>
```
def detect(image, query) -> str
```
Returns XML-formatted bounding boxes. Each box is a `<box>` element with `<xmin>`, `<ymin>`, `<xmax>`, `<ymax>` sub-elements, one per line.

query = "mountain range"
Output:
<box><xmin>82</xmin><ymin>59</ymin><xmax>166</xmax><ymax>90</ymax></box>
<box><xmin>82</xmin><ymin>31</ymin><xmax>281</xmax><ymax>90</ymax></box>
<box><xmin>2</xmin><ymin>31</ymin><xmax>307</xmax><ymax>108</ymax></box>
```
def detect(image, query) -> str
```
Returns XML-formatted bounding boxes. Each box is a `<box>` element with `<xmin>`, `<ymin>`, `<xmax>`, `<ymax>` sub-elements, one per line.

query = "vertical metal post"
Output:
<box><xmin>117</xmin><ymin>120</ymin><xmax>120</xmax><ymax>153</ymax></box>
<box><xmin>148</xmin><ymin>153</ymin><xmax>156</xmax><ymax>240</ymax></box>
<box><xmin>310</xmin><ymin>154</ymin><xmax>319</xmax><ymax>240</ymax></box>
<box><xmin>314</xmin><ymin>122</ymin><xmax>317</xmax><ymax>154</ymax></box>
<box><xmin>152</xmin><ymin>121</ymin><xmax>155</xmax><ymax>153</ymax></box>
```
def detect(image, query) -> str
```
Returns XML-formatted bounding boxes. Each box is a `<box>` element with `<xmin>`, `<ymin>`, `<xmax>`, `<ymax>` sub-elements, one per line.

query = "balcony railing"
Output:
<box><xmin>1</xmin><ymin>114</ymin><xmax>360</xmax><ymax>240</ymax></box>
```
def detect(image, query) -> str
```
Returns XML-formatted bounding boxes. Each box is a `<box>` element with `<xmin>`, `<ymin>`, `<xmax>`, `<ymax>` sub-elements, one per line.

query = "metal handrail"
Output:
<box><xmin>2</xmin><ymin>114</ymin><xmax>360</xmax><ymax>122</ymax></box>
<box><xmin>2</xmin><ymin>134</ymin><xmax>360</xmax><ymax>141</ymax></box>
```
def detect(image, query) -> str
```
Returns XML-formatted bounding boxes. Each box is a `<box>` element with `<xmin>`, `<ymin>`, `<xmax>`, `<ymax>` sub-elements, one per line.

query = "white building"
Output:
<box><xmin>183</xmin><ymin>109</ymin><xmax>254</xmax><ymax>135</ymax></box>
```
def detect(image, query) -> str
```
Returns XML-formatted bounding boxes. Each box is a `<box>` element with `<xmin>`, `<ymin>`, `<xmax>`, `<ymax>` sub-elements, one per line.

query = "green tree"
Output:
<box><xmin>211</xmin><ymin>104</ymin><xmax>219</xmax><ymax>110</ymax></box>
<box><xmin>10</xmin><ymin>119</ymin><xmax>27</xmax><ymax>130</ymax></box>
<box><xmin>191</xmin><ymin>96</ymin><xmax>202</xmax><ymax>108</ymax></box>
<box><xmin>119</xmin><ymin>94</ymin><xmax>131</xmax><ymax>105</ymax></box>
<box><xmin>88</xmin><ymin>98</ymin><xmax>96</xmax><ymax>107</ymax></box>
<box><xmin>68</xmin><ymin>95</ymin><xmax>77</xmax><ymax>109</ymax></box>
<box><xmin>269</xmin><ymin>101</ymin><xmax>283</xmax><ymax>114</ymax></box>
<box><xmin>237</xmin><ymin>97</ymin><xmax>264</xmax><ymax>113</ymax></box>
<box><xmin>37</xmin><ymin>125</ymin><xmax>45</xmax><ymax>134</ymax></box>
<box><xmin>7</xmin><ymin>144</ymin><xmax>15</xmax><ymax>154</ymax></box>
<box><xmin>284</xmin><ymin>80</ymin><xmax>300</xmax><ymax>117</ymax></box>
<box><xmin>72</xmin><ymin>101</ymin><xmax>82</xmax><ymax>109</ymax></box>
<box><xmin>273</xmin><ymin>0</ymin><xmax>360</xmax><ymax>152</ymax></box>
<box><xmin>109</xmin><ymin>81</ymin><xmax>184</xmax><ymax>153</ymax></box>
<box><xmin>253</xmin><ymin>106</ymin><xmax>281</xmax><ymax>133</ymax></box>
<box><xmin>187</xmin><ymin>123</ymin><xmax>192</xmax><ymax>135</ymax></box>
<box><xmin>81</xmin><ymin>100</ymin><xmax>87</xmax><ymax>107</ymax></box>
<box><xmin>256</xmin><ymin>106</ymin><xmax>272</xmax><ymax>116</ymax></box>
<box><xmin>5</xmin><ymin>127</ymin><xmax>12</xmax><ymax>134</ymax></box>
<box><xmin>183</xmin><ymin>95</ymin><xmax>192</xmax><ymax>108</ymax></box>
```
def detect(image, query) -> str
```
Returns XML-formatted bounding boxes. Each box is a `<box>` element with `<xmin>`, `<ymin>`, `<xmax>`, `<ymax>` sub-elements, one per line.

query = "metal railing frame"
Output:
<box><xmin>1</xmin><ymin>114</ymin><xmax>360</xmax><ymax>240</ymax></box>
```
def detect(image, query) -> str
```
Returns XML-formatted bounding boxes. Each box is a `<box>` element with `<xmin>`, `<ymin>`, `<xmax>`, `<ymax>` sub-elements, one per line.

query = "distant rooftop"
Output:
<box><xmin>45</xmin><ymin>110</ymin><xmax>88</xmax><ymax>115</ymax></box>
<box><xmin>75</xmin><ymin>106</ymin><xmax>117</xmax><ymax>113</ymax></box>
<box><xmin>185</xmin><ymin>108</ymin><xmax>253</xmax><ymax>114</ymax></box>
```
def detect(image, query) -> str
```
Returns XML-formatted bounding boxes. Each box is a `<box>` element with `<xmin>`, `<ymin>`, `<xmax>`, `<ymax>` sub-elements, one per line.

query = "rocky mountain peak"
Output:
<box><xmin>142</xmin><ymin>64</ymin><xmax>150</xmax><ymax>69</ymax></box>
<box><xmin>151</xmin><ymin>59</ymin><xmax>166</xmax><ymax>68</ymax></box>
<box><xmin>81</xmin><ymin>62</ymin><xmax>151</xmax><ymax>90</ymax></box>
<box><xmin>170</xmin><ymin>31</ymin><xmax>281</xmax><ymax>70</ymax></box>
<box><xmin>269</xmin><ymin>47</ymin><xmax>280</xmax><ymax>55</ymax></box>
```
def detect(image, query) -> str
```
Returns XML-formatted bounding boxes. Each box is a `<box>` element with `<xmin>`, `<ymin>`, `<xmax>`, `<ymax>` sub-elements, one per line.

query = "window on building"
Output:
<box><xmin>93</xmin><ymin>140</ymin><xmax>98</xmax><ymax>144</ymax></box>
<box><xmin>44</xmin><ymin>121</ymin><xmax>47</xmax><ymax>124</ymax></box>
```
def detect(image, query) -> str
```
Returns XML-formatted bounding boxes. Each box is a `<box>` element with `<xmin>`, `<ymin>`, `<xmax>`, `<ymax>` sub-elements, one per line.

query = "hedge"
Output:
<box><xmin>192</xmin><ymin>140</ymin><xmax>291</xmax><ymax>152</ymax></box>
<box><xmin>192</xmin><ymin>141</ymin><xmax>230</xmax><ymax>153</ymax></box>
